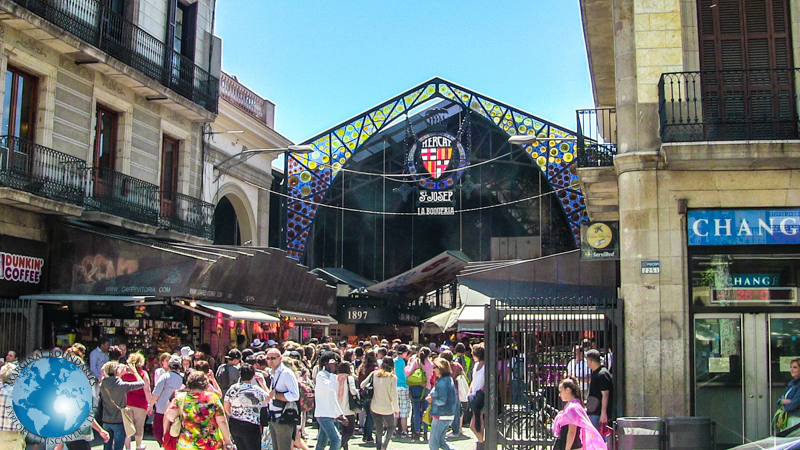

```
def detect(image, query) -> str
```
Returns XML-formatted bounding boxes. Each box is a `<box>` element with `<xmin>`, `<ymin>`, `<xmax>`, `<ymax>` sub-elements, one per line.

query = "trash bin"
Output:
<box><xmin>665</xmin><ymin>417</ymin><xmax>714</xmax><ymax>450</ymax></box>
<box><xmin>615</xmin><ymin>417</ymin><xmax>663</xmax><ymax>450</ymax></box>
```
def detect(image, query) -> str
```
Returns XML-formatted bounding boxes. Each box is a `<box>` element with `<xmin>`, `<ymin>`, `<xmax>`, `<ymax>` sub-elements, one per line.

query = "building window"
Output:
<box><xmin>160</xmin><ymin>135</ymin><xmax>179</xmax><ymax>214</ymax></box>
<box><xmin>2</xmin><ymin>66</ymin><xmax>37</xmax><ymax>140</ymax></box>
<box><xmin>93</xmin><ymin>105</ymin><xmax>117</xmax><ymax>170</ymax></box>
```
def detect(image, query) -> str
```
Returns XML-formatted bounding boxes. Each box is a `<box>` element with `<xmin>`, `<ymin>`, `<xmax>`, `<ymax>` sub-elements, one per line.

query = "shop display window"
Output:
<box><xmin>690</xmin><ymin>252</ymin><xmax>800</xmax><ymax>307</ymax></box>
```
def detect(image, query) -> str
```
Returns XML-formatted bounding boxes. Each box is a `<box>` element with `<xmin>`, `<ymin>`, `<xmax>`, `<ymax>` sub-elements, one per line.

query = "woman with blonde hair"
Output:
<box><xmin>120</xmin><ymin>353</ymin><xmax>151</xmax><ymax>450</ymax></box>
<box><xmin>98</xmin><ymin>361</ymin><xmax>145</xmax><ymax>450</ymax></box>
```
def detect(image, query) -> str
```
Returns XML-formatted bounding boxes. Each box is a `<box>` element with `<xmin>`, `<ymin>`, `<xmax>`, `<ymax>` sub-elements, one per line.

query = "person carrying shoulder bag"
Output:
<box><xmin>99</xmin><ymin>361</ymin><xmax>144</xmax><ymax>450</ymax></box>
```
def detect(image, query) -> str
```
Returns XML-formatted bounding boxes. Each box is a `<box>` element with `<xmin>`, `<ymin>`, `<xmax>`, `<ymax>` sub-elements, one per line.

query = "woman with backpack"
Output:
<box><xmin>405</xmin><ymin>347</ymin><xmax>434</xmax><ymax>442</ymax></box>
<box><xmin>357</xmin><ymin>351</ymin><xmax>379</xmax><ymax>443</ymax></box>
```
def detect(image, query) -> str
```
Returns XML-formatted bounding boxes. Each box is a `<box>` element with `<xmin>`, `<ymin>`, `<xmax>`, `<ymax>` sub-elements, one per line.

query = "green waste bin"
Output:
<box><xmin>665</xmin><ymin>417</ymin><xmax>714</xmax><ymax>450</ymax></box>
<box><xmin>615</xmin><ymin>417</ymin><xmax>663</xmax><ymax>450</ymax></box>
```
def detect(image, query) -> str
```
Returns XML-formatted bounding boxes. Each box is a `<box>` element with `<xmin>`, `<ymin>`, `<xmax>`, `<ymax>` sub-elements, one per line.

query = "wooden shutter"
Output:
<box><xmin>696</xmin><ymin>0</ymin><xmax>795</xmax><ymax>139</ymax></box>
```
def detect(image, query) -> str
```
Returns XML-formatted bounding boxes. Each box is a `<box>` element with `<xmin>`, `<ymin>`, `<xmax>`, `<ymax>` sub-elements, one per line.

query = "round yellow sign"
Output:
<box><xmin>586</xmin><ymin>223</ymin><xmax>613</xmax><ymax>249</ymax></box>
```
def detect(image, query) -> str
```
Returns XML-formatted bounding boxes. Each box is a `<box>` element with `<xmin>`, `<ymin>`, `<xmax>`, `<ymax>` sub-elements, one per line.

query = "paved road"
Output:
<box><xmin>88</xmin><ymin>424</ymin><xmax>479</xmax><ymax>450</ymax></box>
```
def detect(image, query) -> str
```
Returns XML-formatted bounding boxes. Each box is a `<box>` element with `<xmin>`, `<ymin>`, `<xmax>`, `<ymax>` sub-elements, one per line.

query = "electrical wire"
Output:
<box><xmin>242</xmin><ymin>178</ymin><xmax>573</xmax><ymax>216</ymax></box>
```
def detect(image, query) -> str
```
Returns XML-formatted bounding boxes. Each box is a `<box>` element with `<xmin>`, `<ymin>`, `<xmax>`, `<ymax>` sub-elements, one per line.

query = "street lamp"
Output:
<box><xmin>213</xmin><ymin>145</ymin><xmax>314</xmax><ymax>182</ymax></box>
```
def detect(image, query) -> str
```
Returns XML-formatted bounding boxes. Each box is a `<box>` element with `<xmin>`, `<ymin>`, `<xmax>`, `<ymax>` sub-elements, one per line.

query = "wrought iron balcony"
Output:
<box><xmin>159</xmin><ymin>191</ymin><xmax>214</xmax><ymax>240</ymax></box>
<box><xmin>220</xmin><ymin>72</ymin><xmax>275</xmax><ymax>127</ymax></box>
<box><xmin>0</xmin><ymin>135</ymin><xmax>87</xmax><ymax>205</ymax></box>
<box><xmin>576</xmin><ymin>108</ymin><xmax>617</xmax><ymax>167</ymax></box>
<box><xmin>10</xmin><ymin>0</ymin><xmax>218</xmax><ymax>113</ymax></box>
<box><xmin>85</xmin><ymin>167</ymin><xmax>159</xmax><ymax>226</ymax></box>
<box><xmin>659</xmin><ymin>68</ymin><xmax>799</xmax><ymax>142</ymax></box>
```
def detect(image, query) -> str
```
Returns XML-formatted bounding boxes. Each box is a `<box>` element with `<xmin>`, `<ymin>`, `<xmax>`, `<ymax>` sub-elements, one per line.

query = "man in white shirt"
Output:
<box><xmin>315</xmin><ymin>352</ymin><xmax>347</xmax><ymax>450</ymax></box>
<box><xmin>565</xmin><ymin>345</ymin><xmax>590</xmax><ymax>398</ymax></box>
<box><xmin>89</xmin><ymin>338</ymin><xmax>110</xmax><ymax>380</ymax></box>
<box><xmin>266</xmin><ymin>348</ymin><xmax>301</xmax><ymax>450</ymax></box>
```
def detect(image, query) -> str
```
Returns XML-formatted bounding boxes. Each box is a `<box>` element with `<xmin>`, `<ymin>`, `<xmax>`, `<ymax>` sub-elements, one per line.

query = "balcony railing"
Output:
<box><xmin>0</xmin><ymin>136</ymin><xmax>87</xmax><ymax>205</ymax></box>
<box><xmin>159</xmin><ymin>191</ymin><xmax>215</xmax><ymax>240</ymax></box>
<box><xmin>220</xmin><ymin>72</ymin><xmax>275</xmax><ymax>127</ymax></box>
<box><xmin>11</xmin><ymin>0</ymin><xmax>218</xmax><ymax>113</ymax></box>
<box><xmin>85</xmin><ymin>167</ymin><xmax>159</xmax><ymax>226</ymax></box>
<box><xmin>659</xmin><ymin>68</ymin><xmax>799</xmax><ymax>142</ymax></box>
<box><xmin>576</xmin><ymin>108</ymin><xmax>617</xmax><ymax>167</ymax></box>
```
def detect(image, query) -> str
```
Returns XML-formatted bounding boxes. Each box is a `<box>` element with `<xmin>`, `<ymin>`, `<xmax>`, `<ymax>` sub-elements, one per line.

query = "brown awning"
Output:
<box><xmin>46</xmin><ymin>225</ymin><xmax>335</xmax><ymax>315</ymax></box>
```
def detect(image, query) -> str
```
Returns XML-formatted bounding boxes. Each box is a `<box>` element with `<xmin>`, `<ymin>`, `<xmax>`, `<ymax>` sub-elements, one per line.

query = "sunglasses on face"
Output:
<box><xmin>266</xmin><ymin>356</ymin><xmax>279</xmax><ymax>361</ymax></box>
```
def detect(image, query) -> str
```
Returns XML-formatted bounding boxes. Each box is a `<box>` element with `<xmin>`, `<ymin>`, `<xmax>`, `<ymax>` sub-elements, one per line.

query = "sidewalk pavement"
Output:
<box><xmin>89</xmin><ymin>424</ymin><xmax>479</xmax><ymax>450</ymax></box>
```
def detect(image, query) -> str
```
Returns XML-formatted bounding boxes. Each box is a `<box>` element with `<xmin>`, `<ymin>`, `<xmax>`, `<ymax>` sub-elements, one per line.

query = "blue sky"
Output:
<box><xmin>215</xmin><ymin>1</ymin><xmax>594</xmax><ymax>144</ymax></box>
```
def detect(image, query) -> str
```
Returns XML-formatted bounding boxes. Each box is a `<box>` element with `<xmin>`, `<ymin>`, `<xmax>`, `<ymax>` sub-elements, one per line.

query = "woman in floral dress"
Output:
<box><xmin>167</xmin><ymin>370</ymin><xmax>234</xmax><ymax>450</ymax></box>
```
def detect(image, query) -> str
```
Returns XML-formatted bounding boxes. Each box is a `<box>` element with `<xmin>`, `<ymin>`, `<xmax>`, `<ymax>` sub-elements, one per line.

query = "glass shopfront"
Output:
<box><xmin>689</xmin><ymin>209</ymin><xmax>800</xmax><ymax>448</ymax></box>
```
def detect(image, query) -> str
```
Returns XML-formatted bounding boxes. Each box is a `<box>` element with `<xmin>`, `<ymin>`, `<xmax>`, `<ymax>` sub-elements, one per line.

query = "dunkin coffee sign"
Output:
<box><xmin>0</xmin><ymin>252</ymin><xmax>44</xmax><ymax>283</ymax></box>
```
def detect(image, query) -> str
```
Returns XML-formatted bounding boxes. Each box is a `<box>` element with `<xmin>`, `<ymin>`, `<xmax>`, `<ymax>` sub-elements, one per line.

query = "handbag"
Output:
<box><xmin>278</xmin><ymin>401</ymin><xmax>302</xmax><ymax>426</ymax></box>
<box><xmin>586</xmin><ymin>396</ymin><xmax>601</xmax><ymax>415</ymax></box>
<box><xmin>348</xmin><ymin>383</ymin><xmax>363</xmax><ymax>411</ymax></box>
<box><xmin>360</xmin><ymin>372</ymin><xmax>375</xmax><ymax>402</ymax></box>
<box><xmin>422</xmin><ymin>403</ymin><xmax>433</xmax><ymax>425</ymax></box>
<box><xmin>469</xmin><ymin>389</ymin><xmax>485</xmax><ymax>412</ymax></box>
<box><xmin>169</xmin><ymin>394</ymin><xmax>184</xmax><ymax>438</ymax></box>
<box><xmin>456</xmin><ymin>374</ymin><xmax>469</xmax><ymax>403</ymax></box>
<box><xmin>407</xmin><ymin>367</ymin><xmax>426</xmax><ymax>387</ymax></box>
<box><xmin>775</xmin><ymin>407</ymin><xmax>789</xmax><ymax>430</ymax></box>
<box><xmin>101</xmin><ymin>383</ymin><xmax>136</xmax><ymax>437</ymax></box>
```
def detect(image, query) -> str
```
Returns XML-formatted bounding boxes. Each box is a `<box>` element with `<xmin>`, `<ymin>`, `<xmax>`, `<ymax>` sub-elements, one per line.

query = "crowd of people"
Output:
<box><xmin>0</xmin><ymin>336</ymin><xmax>488</xmax><ymax>450</ymax></box>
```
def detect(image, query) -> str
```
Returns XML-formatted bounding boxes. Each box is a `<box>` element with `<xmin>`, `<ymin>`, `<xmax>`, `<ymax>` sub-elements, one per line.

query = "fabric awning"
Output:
<box><xmin>279</xmin><ymin>310</ymin><xmax>338</xmax><ymax>325</ymax></box>
<box><xmin>199</xmin><ymin>302</ymin><xmax>280</xmax><ymax>322</ymax></box>
<box><xmin>20</xmin><ymin>294</ymin><xmax>152</xmax><ymax>302</ymax></box>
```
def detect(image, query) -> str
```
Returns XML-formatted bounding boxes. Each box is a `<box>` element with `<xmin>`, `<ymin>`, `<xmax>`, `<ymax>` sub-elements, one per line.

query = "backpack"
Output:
<box><xmin>298</xmin><ymin>379</ymin><xmax>315</xmax><ymax>412</ymax></box>
<box><xmin>215</xmin><ymin>363</ymin><xmax>240</xmax><ymax>396</ymax></box>
<box><xmin>407</xmin><ymin>367</ymin><xmax>426</xmax><ymax>387</ymax></box>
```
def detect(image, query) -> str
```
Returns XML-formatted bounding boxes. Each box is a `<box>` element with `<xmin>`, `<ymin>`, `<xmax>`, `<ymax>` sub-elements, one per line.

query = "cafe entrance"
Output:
<box><xmin>693</xmin><ymin>313</ymin><xmax>800</xmax><ymax>447</ymax></box>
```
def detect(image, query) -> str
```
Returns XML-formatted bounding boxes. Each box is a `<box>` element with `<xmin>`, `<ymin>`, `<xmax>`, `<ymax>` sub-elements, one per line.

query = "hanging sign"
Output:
<box><xmin>406</xmin><ymin>132</ymin><xmax>467</xmax><ymax>216</ymax></box>
<box><xmin>580</xmin><ymin>221</ymin><xmax>619</xmax><ymax>260</ymax></box>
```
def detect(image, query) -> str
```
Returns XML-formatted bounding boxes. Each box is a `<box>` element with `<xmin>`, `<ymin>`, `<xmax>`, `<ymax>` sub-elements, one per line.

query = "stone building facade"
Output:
<box><xmin>578</xmin><ymin>0</ymin><xmax>800</xmax><ymax>445</ymax></box>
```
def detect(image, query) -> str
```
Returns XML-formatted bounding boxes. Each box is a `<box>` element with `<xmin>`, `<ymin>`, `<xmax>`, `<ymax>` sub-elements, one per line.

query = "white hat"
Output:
<box><xmin>267</xmin><ymin>340</ymin><xmax>279</xmax><ymax>347</ymax></box>
<box><xmin>251</xmin><ymin>339</ymin><xmax>265</xmax><ymax>349</ymax></box>
<box><xmin>180</xmin><ymin>346</ymin><xmax>194</xmax><ymax>358</ymax></box>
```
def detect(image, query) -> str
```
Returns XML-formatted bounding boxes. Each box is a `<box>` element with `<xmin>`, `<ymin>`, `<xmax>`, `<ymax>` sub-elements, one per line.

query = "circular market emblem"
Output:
<box><xmin>8</xmin><ymin>350</ymin><xmax>96</xmax><ymax>443</ymax></box>
<box><xmin>406</xmin><ymin>132</ymin><xmax>468</xmax><ymax>190</ymax></box>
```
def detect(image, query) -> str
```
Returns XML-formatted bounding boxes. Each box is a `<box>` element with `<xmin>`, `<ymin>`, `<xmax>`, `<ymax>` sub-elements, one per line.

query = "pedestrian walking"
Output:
<box><xmin>553</xmin><ymin>377</ymin><xmax>607</xmax><ymax>450</ymax></box>
<box><xmin>364</xmin><ymin>357</ymin><xmax>399</xmax><ymax>450</ymax></box>
<box><xmin>336</xmin><ymin>361</ymin><xmax>359</xmax><ymax>450</ymax></box>
<box><xmin>224</xmin><ymin>363</ymin><xmax>269</xmax><ymax>450</ymax></box>
<box><xmin>426</xmin><ymin>359</ymin><xmax>458</xmax><ymax>450</ymax></box>
<box><xmin>315</xmin><ymin>352</ymin><xmax>348</xmax><ymax>450</ymax></box>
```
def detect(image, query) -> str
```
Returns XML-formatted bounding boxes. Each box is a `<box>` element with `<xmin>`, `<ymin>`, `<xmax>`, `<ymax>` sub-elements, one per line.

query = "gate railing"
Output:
<box><xmin>0</xmin><ymin>298</ymin><xmax>40</xmax><ymax>358</ymax></box>
<box><xmin>659</xmin><ymin>68</ymin><xmax>799</xmax><ymax>142</ymax></box>
<box><xmin>484</xmin><ymin>297</ymin><xmax>623</xmax><ymax>450</ymax></box>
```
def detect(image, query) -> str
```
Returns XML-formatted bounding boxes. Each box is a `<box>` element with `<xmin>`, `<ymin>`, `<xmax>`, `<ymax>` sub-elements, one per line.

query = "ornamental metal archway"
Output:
<box><xmin>284</xmin><ymin>77</ymin><xmax>588</xmax><ymax>260</ymax></box>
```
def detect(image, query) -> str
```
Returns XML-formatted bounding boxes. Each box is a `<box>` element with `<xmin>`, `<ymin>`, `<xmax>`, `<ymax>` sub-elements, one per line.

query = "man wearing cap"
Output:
<box><xmin>148</xmin><ymin>355</ymin><xmax>183</xmax><ymax>446</ymax></box>
<box><xmin>268</xmin><ymin>339</ymin><xmax>279</xmax><ymax>349</ymax></box>
<box><xmin>216</xmin><ymin>349</ymin><xmax>242</xmax><ymax>397</ymax></box>
<box><xmin>266</xmin><ymin>348</ymin><xmax>300</xmax><ymax>450</ymax></box>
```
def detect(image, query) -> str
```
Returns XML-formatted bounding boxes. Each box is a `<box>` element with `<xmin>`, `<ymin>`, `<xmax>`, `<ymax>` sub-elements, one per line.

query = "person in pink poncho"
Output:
<box><xmin>552</xmin><ymin>377</ymin><xmax>607</xmax><ymax>450</ymax></box>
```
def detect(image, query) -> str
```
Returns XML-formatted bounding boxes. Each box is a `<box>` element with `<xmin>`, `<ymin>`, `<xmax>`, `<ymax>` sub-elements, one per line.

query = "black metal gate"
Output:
<box><xmin>0</xmin><ymin>297</ymin><xmax>40</xmax><ymax>357</ymax></box>
<box><xmin>484</xmin><ymin>297</ymin><xmax>623</xmax><ymax>450</ymax></box>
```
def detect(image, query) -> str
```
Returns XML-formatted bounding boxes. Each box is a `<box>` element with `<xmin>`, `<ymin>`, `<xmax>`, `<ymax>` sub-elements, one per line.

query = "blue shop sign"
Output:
<box><xmin>688</xmin><ymin>209</ymin><xmax>800</xmax><ymax>246</ymax></box>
